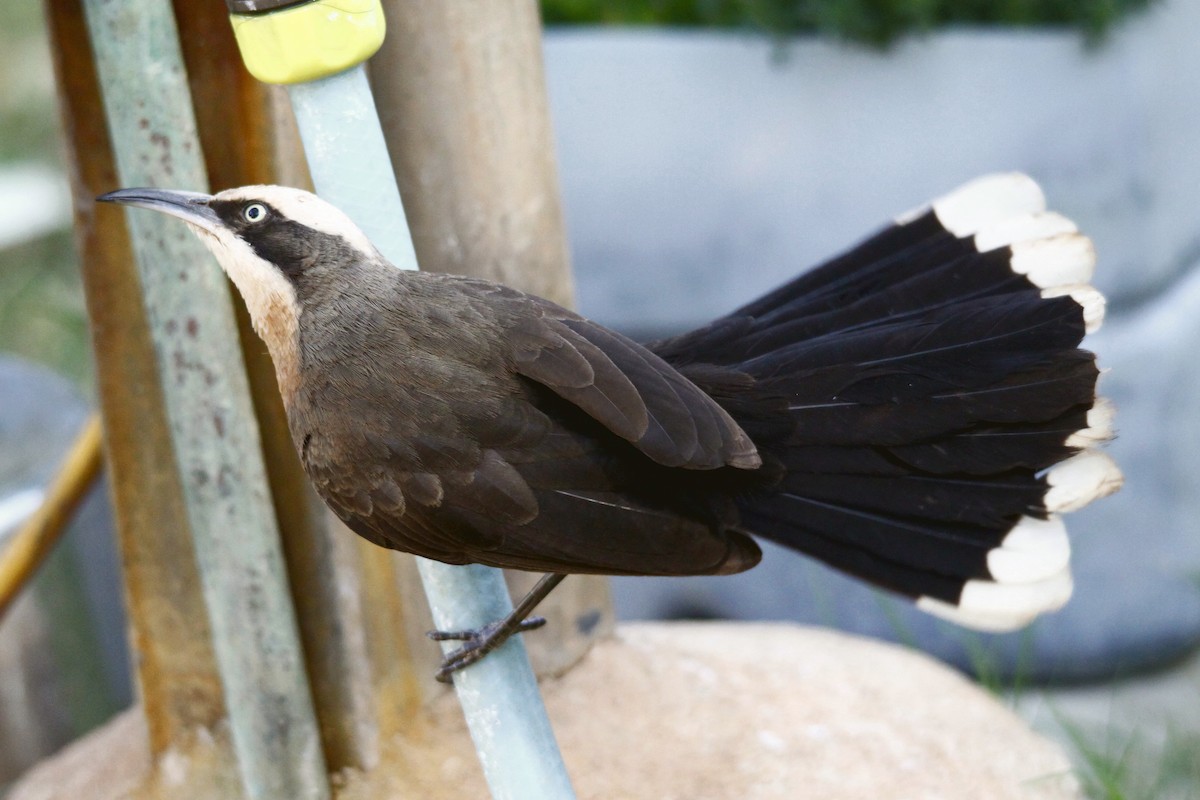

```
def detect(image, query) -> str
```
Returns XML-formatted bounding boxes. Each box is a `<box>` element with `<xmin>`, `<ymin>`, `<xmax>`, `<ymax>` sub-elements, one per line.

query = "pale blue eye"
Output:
<box><xmin>243</xmin><ymin>203</ymin><xmax>267</xmax><ymax>223</ymax></box>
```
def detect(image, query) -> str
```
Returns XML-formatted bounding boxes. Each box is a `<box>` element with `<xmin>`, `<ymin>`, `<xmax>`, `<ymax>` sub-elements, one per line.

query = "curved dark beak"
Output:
<box><xmin>97</xmin><ymin>188</ymin><xmax>221</xmax><ymax>234</ymax></box>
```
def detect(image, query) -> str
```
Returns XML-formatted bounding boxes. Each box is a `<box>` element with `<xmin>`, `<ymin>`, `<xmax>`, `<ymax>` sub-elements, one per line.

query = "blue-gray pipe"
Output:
<box><xmin>288</xmin><ymin>67</ymin><xmax>577</xmax><ymax>800</ymax></box>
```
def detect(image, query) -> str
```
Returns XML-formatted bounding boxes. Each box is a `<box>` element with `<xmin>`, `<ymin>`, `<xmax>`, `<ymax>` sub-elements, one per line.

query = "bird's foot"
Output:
<box><xmin>428</xmin><ymin>615</ymin><xmax>548</xmax><ymax>684</ymax></box>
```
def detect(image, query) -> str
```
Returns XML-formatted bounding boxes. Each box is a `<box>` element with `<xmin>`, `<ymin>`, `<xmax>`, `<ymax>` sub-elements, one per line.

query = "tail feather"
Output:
<box><xmin>654</xmin><ymin>173</ymin><xmax>1121</xmax><ymax>631</ymax></box>
<box><xmin>778</xmin><ymin>472</ymin><xmax>1046</xmax><ymax>529</ymax></box>
<box><xmin>888</xmin><ymin>410</ymin><xmax>1093</xmax><ymax>475</ymax></box>
<box><xmin>780</xmin><ymin>408</ymin><xmax>1093</xmax><ymax>478</ymax></box>
<box><xmin>738</xmin><ymin>505</ymin><xmax>981</xmax><ymax>602</ymax></box>
<box><xmin>742</xmin><ymin>492</ymin><xmax>1045</xmax><ymax>587</ymax></box>
<box><xmin>723</xmin><ymin>248</ymin><xmax>1029</xmax><ymax>361</ymax></box>
<box><xmin>782</xmin><ymin>355</ymin><xmax>1099</xmax><ymax>446</ymax></box>
<box><xmin>743</xmin><ymin>293</ymin><xmax>1084</xmax><ymax>404</ymax></box>
<box><xmin>730</xmin><ymin>172</ymin><xmax>1049</xmax><ymax>321</ymax></box>
<box><xmin>730</xmin><ymin>212</ymin><xmax>953</xmax><ymax>320</ymax></box>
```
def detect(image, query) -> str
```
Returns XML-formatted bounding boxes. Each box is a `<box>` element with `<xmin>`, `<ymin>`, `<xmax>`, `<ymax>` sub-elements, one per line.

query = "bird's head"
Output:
<box><xmin>98</xmin><ymin>184</ymin><xmax>380</xmax><ymax>393</ymax></box>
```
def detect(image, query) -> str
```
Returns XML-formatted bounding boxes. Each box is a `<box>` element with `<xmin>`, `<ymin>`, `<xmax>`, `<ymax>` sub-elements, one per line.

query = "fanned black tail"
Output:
<box><xmin>654</xmin><ymin>174</ymin><xmax>1122</xmax><ymax>631</ymax></box>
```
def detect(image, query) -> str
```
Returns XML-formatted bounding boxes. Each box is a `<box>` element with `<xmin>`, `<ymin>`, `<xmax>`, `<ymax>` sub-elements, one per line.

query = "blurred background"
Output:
<box><xmin>2</xmin><ymin>1</ymin><xmax>1198</xmax><ymax>797</ymax></box>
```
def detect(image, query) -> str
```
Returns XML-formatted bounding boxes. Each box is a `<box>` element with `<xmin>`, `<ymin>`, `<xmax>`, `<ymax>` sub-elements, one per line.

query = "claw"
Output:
<box><xmin>423</xmin><ymin>573</ymin><xmax>568</xmax><ymax>683</ymax></box>
<box><xmin>428</xmin><ymin>616</ymin><xmax>547</xmax><ymax>643</ymax></box>
<box><xmin>427</xmin><ymin>629</ymin><xmax>478</xmax><ymax>643</ymax></box>
<box><xmin>428</xmin><ymin>616</ymin><xmax>548</xmax><ymax>683</ymax></box>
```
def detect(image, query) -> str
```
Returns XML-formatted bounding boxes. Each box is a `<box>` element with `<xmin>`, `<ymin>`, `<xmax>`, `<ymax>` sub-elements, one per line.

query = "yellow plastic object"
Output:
<box><xmin>231</xmin><ymin>0</ymin><xmax>386</xmax><ymax>85</ymax></box>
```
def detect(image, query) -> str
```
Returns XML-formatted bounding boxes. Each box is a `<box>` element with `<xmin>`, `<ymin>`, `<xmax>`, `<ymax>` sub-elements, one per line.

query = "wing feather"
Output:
<box><xmin>507</xmin><ymin>300</ymin><xmax>759</xmax><ymax>470</ymax></box>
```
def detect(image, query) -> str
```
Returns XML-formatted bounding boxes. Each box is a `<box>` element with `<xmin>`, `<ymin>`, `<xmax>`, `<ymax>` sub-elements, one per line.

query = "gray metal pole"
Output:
<box><xmin>81</xmin><ymin>2</ymin><xmax>329</xmax><ymax>798</ymax></box>
<box><xmin>288</xmin><ymin>66</ymin><xmax>577</xmax><ymax>800</ymax></box>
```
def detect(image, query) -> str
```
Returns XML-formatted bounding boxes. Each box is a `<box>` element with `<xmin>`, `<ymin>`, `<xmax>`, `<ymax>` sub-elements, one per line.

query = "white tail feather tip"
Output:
<box><xmin>912</xmin><ymin>573</ymin><xmax>1075</xmax><ymax>633</ymax></box>
<box><xmin>1044</xmin><ymin>450</ymin><xmax>1124</xmax><ymax>513</ymax></box>
<box><xmin>1066</xmin><ymin>398</ymin><xmax>1116</xmax><ymax>447</ymax></box>
<box><xmin>917</xmin><ymin>570</ymin><xmax>1073</xmax><ymax>632</ymax></box>
<box><xmin>974</xmin><ymin>211</ymin><xmax>1078</xmax><ymax>253</ymax></box>
<box><xmin>1041</xmin><ymin>284</ymin><xmax>1106</xmax><ymax>333</ymax></box>
<box><xmin>897</xmin><ymin>173</ymin><xmax>1046</xmax><ymax>234</ymax></box>
<box><xmin>1009</xmin><ymin>234</ymin><xmax>1096</xmax><ymax>288</ymax></box>
<box><xmin>987</xmin><ymin>515</ymin><xmax>1071</xmax><ymax>584</ymax></box>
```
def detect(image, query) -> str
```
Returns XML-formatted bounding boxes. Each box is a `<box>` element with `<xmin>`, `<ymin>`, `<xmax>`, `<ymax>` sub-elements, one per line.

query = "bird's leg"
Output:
<box><xmin>428</xmin><ymin>572</ymin><xmax>568</xmax><ymax>683</ymax></box>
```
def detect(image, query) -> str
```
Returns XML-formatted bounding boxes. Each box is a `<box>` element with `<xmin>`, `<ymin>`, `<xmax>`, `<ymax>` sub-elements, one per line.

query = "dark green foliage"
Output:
<box><xmin>541</xmin><ymin>0</ymin><xmax>1159</xmax><ymax>48</ymax></box>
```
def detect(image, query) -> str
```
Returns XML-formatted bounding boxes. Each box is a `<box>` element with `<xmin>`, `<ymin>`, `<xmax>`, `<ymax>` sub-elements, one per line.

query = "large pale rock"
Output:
<box><xmin>10</xmin><ymin>623</ymin><xmax>1079</xmax><ymax>799</ymax></box>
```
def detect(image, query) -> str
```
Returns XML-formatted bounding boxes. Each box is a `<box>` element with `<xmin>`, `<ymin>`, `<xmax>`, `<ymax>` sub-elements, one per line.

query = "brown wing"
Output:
<box><xmin>494</xmin><ymin>291</ymin><xmax>760</xmax><ymax>471</ymax></box>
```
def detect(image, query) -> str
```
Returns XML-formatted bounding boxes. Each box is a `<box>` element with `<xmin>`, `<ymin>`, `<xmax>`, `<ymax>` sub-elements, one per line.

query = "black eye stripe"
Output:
<box><xmin>210</xmin><ymin>198</ymin><xmax>280</xmax><ymax>229</ymax></box>
<box><xmin>205</xmin><ymin>197</ymin><xmax>361</xmax><ymax>294</ymax></box>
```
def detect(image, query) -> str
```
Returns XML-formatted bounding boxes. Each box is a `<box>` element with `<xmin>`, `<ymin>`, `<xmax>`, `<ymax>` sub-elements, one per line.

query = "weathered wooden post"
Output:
<box><xmin>45</xmin><ymin>0</ymin><xmax>231</xmax><ymax>762</ymax></box>
<box><xmin>369</xmin><ymin>0</ymin><xmax>614</xmax><ymax>679</ymax></box>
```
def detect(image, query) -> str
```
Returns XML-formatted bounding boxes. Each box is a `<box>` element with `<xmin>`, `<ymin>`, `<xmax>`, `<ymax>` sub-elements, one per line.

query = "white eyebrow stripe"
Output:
<box><xmin>214</xmin><ymin>185</ymin><xmax>378</xmax><ymax>256</ymax></box>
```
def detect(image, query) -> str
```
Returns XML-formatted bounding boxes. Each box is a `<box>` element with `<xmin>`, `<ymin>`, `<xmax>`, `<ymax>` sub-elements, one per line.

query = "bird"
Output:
<box><xmin>99</xmin><ymin>174</ymin><xmax>1122</xmax><ymax>682</ymax></box>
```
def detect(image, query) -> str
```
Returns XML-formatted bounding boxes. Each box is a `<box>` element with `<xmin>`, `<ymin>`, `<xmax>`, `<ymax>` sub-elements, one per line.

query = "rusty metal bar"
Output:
<box><xmin>369</xmin><ymin>0</ymin><xmax>614</xmax><ymax>679</ymax></box>
<box><xmin>43</xmin><ymin>0</ymin><xmax>228</xmax><ymax>753</ymax></box>
<box><xmin>79</xmin><ymin>0</ymin><xmax>329</xmax><ymax>796</ymax></box>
